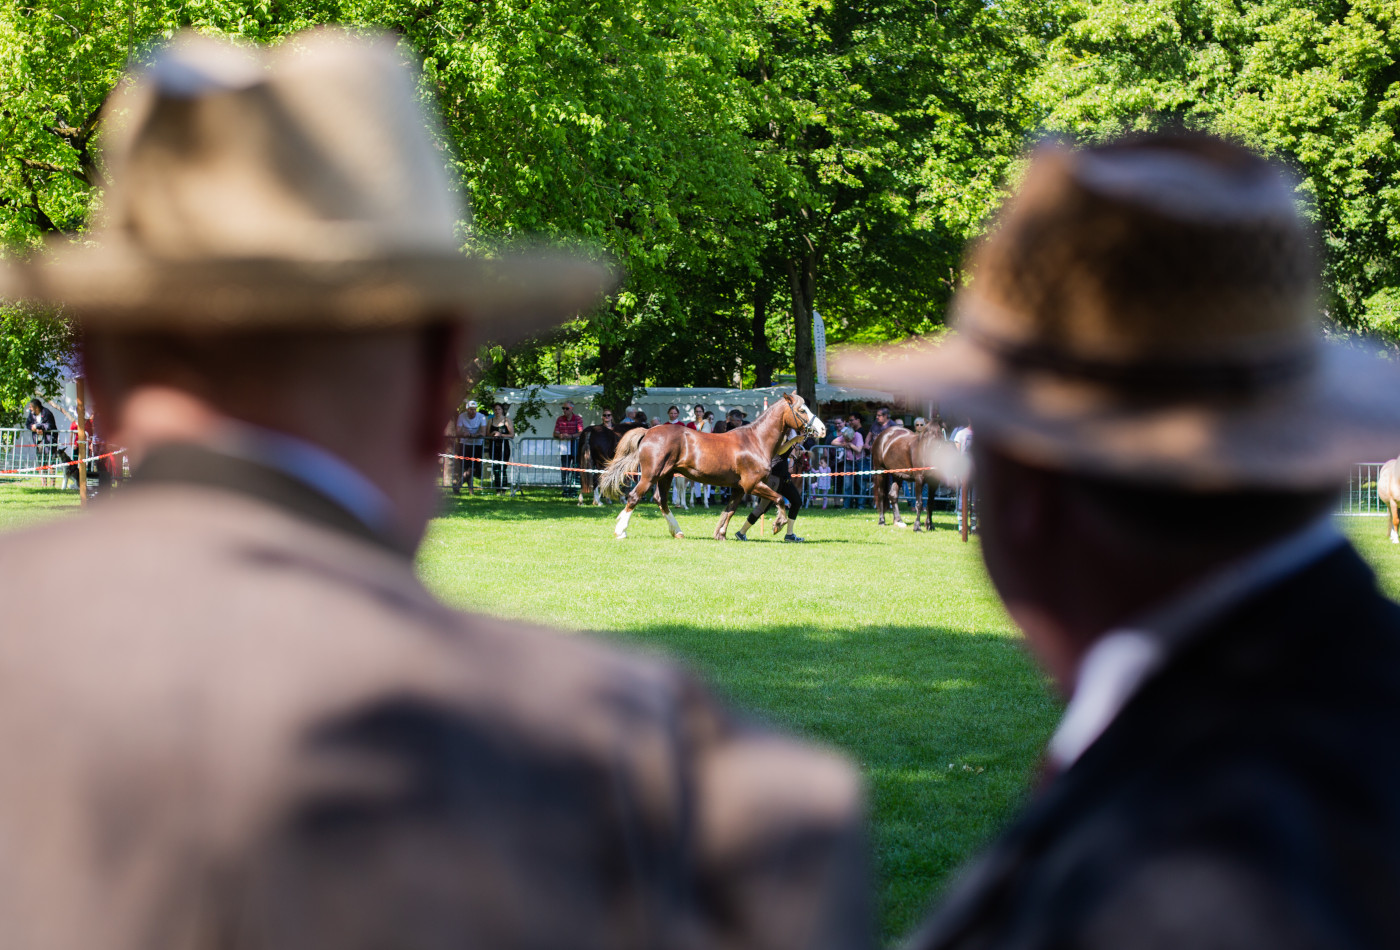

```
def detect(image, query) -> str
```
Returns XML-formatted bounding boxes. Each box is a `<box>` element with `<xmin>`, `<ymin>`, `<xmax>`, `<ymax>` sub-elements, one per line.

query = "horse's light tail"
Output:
<box><xmin>600</xmin><ymin>428</ymin><xmax>646</xmax><ymax>500</ymax></box>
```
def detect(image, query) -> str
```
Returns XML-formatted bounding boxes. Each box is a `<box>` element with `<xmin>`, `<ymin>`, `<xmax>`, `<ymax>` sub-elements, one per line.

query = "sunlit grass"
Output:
<box><xmin>418</xmin><ymin>491</ymin><xmax>1050</xmax><ymax>940</ymax></box>
<box><xmin>9</xmin><ymin>478</ymin><xmax>1400</xmax><ymax>943</ymax></box>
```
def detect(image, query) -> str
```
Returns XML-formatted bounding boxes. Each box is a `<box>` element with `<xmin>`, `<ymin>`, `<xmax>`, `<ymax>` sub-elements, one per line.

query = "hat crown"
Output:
<box><xmin>960</xmin><ymin>136</ymin><xmax>1318</xmax><ymax>365</ymax></box>
<box><xmin>99</xmin><ymin>29</ymin><xmax>465</xmax><ymax>263</ymax></box>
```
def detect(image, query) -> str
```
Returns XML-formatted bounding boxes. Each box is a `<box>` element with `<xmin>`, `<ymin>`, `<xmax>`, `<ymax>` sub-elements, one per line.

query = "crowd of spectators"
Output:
<box><xmin>446</xmin><ymin>398</ymin><xmax>942</xmax><ymax>504</ymax></box>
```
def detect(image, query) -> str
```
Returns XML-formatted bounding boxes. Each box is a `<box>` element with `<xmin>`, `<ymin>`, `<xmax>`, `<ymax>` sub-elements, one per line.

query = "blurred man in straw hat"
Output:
<box><xmin>842</xmin><ymin>133</ymin><xmax>1400</xmax><ymax>950</ymax></box>
<box><xmin>0</xmin><ymin>29</ymin><xmax>869</xmax><ymax>950</ymax></box>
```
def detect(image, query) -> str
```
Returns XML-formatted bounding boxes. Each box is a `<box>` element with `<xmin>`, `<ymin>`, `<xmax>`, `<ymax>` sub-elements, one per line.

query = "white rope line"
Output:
<box><xmin>438</xmin><ymin>452</ymin><xmax>939</xmax><ymax>477</ymax></box>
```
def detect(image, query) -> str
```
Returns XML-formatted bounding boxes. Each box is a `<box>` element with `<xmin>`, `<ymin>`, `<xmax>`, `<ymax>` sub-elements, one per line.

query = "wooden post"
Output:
<box><xmin>960</xmin><ymin>481</ymin><xmax>970</xmax><ymax>543</ymax></box>
<box><xmin>74</xmin><ymin>378</ymin><xmax>88</xmax><ymax>507</ymax></box>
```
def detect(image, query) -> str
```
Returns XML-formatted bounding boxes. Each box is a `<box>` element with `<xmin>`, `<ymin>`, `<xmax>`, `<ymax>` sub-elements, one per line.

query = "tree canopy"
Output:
<box><xmin>2</xmin><ymin>0</ymin><xmax>1399</xmax><ymax>412</ymax></box>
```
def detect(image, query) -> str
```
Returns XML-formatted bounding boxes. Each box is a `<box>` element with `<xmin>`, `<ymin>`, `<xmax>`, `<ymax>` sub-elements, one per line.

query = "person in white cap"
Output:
<box><xmin>455</xmin><ymin>399</ymin><xmax>490</xmax><ymax>495</ymax></box>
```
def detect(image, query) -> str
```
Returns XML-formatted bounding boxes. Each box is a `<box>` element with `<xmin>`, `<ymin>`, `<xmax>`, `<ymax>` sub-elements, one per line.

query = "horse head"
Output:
<box><xmin>782</xmin><ymin>391</ymin><xmax>826</xmax><ymax>439</ymax></box>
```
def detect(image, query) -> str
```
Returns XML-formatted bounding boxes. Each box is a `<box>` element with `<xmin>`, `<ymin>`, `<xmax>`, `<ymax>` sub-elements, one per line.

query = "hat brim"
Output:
<box><xmin>0</xmin><ymin>243</ymin><xmax>616</xmax><ymax>346</ymax></box>
<box><xmin>835</xmin><ymin>335</ymin><xmax>1400</xmax><ymax>490</ymax></box>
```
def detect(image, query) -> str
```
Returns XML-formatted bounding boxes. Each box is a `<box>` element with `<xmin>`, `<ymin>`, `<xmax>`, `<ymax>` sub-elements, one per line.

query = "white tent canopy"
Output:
<box><xmin>489</xmin><ymin>384</ymin><xmax>897</xmax><ymax>439</ymax></box>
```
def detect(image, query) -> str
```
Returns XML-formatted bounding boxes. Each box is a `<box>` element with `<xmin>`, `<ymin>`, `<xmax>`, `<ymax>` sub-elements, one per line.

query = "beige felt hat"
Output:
<box><xmin>837</xmin><ymin>133</ymin><xmax>1400</xmax><ymax>490</ymax></box>
<box><xmin>0</xmin><ymin>29</ymin><xmax>615</xmax><ymax>341</ymax></box>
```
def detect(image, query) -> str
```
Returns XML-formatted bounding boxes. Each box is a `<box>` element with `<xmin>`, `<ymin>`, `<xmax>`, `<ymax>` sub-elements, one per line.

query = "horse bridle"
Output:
<box><xmin>789</xmin><ymin>401</ymin><xmax>819</xmax><ymax>437</ymax></box>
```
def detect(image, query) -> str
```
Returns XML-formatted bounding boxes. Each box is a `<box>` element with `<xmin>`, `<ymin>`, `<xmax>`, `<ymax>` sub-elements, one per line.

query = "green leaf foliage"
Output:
<box><xmin>1030</xmin><ymin>0</ymin><xmax>1400</xmax><ymax>338</ymax></box>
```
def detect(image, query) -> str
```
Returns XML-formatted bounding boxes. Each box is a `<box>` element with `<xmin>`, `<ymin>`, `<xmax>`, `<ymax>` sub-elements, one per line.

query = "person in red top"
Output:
<box><xmin>553</xmin><ymin>401</ymin><xmax>585</xmax><ymax>495</ymax></box>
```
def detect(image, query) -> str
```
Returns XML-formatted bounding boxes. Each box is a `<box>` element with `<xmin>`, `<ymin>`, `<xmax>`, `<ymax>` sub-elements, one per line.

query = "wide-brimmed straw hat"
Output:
<box><xmin>837</xmin><ymin>134</ymin><xmax>1400</xmax><ymax>489</ymax></box>
<box><xmin>0</xmin><ymin>29</ymin><xmax>614</xmax><ymax>341</ymax></box>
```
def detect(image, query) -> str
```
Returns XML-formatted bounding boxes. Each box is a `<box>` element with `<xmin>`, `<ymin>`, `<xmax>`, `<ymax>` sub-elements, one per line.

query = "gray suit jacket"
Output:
<box><xmin>0</xmin><ymin>445</ymin><xmax>869</xmax><ymax>950</ymax></box>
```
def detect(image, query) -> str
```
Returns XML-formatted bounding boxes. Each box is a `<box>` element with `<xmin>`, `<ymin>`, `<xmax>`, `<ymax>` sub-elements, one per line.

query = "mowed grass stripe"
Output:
<box><xmin>419</xmin><ymin>493</ymin><xmax>1056</xmax><ymax>941</ymax></box>
<box><xmin>9</xmin><ymin>480</ymin><xmax>1400</xmax><ymax>944</ymax></box>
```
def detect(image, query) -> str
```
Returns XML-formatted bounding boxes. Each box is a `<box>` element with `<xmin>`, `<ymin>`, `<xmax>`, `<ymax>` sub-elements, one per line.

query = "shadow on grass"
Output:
<box><xmin>599</xmin><ymin>620</ymin><xmax>1058</xmax><ymax>943</ymax></box>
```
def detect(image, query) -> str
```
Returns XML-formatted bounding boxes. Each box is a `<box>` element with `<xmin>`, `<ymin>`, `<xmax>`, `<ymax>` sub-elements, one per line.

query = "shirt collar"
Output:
<box><xmin>1047</xmin><ymin>516</ymin><xmax>1345</xmax><ymax>769</ymax></box>
<box><xmin>213</xmin><ymin>421</ymin><xmax>396</xmax><ymax>536</ymax></box>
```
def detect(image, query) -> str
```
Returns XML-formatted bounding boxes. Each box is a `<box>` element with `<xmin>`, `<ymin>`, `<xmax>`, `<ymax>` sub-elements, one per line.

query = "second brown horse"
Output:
<box><xmin>870</xmin><ymin>424</ymin><xmax>956</xmax><ymax>530</ymax></box>
<box><xmin>600</xmin><ymin>392</ymin><xmax>825</xmax><ymax>539</ymax></box>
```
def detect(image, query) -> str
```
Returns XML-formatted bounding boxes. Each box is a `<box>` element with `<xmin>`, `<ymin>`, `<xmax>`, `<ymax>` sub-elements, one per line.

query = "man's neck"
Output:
<box><xmin>1050</xmin><ymin>517</ymin><xmax>1343</xmax><ymax>688</ymax></box>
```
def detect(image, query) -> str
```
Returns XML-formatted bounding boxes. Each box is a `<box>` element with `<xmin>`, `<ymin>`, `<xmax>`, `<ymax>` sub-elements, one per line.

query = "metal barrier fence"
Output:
<box><xmin>797</xmin><ymin>443</ymin><xmax>956</xmax><ymax>509</ymax></box>
<box><xmin>442</xmin><ymin>437</ymin><xmax>582</xmax><ymax>495</ymax></box>
<box><xmin>1339</xmin><ymin>462</ymin><xmax>1390</xmax><ymax>516</ymax></box>
<box><xmin>0</xmin><ymin>427</ymin><xmax>119</xmax><ymax>483</ymax></box>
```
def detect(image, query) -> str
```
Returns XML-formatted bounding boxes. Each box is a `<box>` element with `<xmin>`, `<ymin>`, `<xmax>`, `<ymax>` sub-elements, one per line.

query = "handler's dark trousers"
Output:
<box><xmin>746</xmin><ymin>479</ymin><xmax>802</xmax><ymax>528</ymax></box>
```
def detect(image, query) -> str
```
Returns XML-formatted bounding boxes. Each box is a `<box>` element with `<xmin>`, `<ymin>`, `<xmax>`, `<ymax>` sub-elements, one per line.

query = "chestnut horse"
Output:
<box><xmin>1379</xmin><ymin>457</ymin><xmax>1400</xmax><ymax>543</ymax></box>
<box><xmin>600</xmin><ymin>391</ymin><xmax>825</xmax><ymax>539</ymax></box>
<box><xmin>870</xmin><ymin>425</ymin><xmax>955</xmax><ymax>530</ymax></box>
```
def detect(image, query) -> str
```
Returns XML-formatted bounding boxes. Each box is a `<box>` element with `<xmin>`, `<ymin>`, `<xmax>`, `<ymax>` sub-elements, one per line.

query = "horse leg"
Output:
<box><xmin>1390</xmin><ymin>498</ymin><xmax>1398</xmax><ymax>543</ymax></box>
<box><xmin>891</xmin><ymin>477</ymin><xmax>906</xmax><ymax>527</ymax></box>
<box><xmin>913</xmin><ymin>480</ymin><xmax>925</xmax><ymax>532</ymax></box>
<box><xmin>614</xmin><ymin>473</ymin><xmax>656</xmax><ymax>540</ymax></box>
<box><xmin>657</xmin><ymin>475</ymin><xmax>683</xmax><ymax>538</ymax></box>
<box><xmin>747</xmin><ymin>481</ymin><xmax>785</xmax><ymax>537</ymax></box>
<box><xmin>736</xmin><ymin>496</ymin><xmax>774</xmax><ymax>541</ymax></box>
<box><xmin>874</xmin><ymin>473</ymin><xmax>886</xmax><ymax>525</ymax></box>
<box><xmin>714</xmin><ymin>494</ymin><xmax>743</xmax><ymax>540</ymax></box>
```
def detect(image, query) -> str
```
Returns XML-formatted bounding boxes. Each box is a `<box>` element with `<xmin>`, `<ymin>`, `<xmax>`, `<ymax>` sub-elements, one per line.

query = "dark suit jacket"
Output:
<box><xmin>910</xmin><ymin>544</ymin><xmax>1400</xmax><ymax>950</ymax></box>
<box><xmin>26</xmin><ymin>405</ymin><xmax>57</xmax><ymax>443</ymax></box>
<box><xmin>0</xmin><ymin>444</ymin><xmax>870</xmax><ymax>950</ymax></box>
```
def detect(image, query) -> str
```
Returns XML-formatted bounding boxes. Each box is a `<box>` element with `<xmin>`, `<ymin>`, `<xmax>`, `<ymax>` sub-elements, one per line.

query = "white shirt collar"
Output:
<box><xmin>1047</xmin><ymin>516</ymin><xmax>1345</xmax><ymax>770</ymax></box>
<box><xmin>214</xmin><ymin>421</ymin><xmax>396</xmax><ymax>536</ymax></box>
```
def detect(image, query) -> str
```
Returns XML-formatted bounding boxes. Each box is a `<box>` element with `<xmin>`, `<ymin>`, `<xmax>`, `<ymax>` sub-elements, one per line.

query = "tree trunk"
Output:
<box><xmin>598</xmin><ymin>340</ymin><xmax>628</xmax><ymax>413</ymax></box>
<box><xmin>752</xmin><ymin>279</ymin><xmax>774</xmax><ymax>387</ymax></box>
<box><xmin>788</xmin><ymin>253</ymin><xmax>817</xmax><ymax>407</ymax></box>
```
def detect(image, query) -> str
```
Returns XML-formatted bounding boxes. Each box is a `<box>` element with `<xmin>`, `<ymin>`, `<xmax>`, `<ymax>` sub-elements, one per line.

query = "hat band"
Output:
<box><xmin>968</xmin><ymin>327</ymin><xmax>1318</xmax><ymax>397</ymax></box>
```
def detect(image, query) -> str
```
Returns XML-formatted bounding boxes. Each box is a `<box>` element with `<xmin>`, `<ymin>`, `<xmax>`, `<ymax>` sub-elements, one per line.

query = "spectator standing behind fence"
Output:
<box><xmin>850</xmin><ymin>414</ymin><xmax>870</xmax><ymax>507</ymax></box>
<box><xmin>689</xmin><ymin>405</ymin><xmax>713</xmax><ymax>507</ymax></box>
<box><xmin>951</xmin><ymin>424</ymin><xmax>974</xmax><ymax>528</ymax></box>
<box><xmin>456</xmin><ymin>400</ymin><xmax>490</xmax><ymax>496</ymax></box>
<box><xmin>553</xmin><ymin>400</ymin><xmax>584</xmax><ymax>495</ymax></box>
<box><xmin>488</xmin><ymin>402</ymin><xmax>514</xmax><ymax>493</ymax></box>
<box><xmin>24</xmin><ymin>398</ymin><xmax>58</xmax><ymax>488</ymax></box>
<box><xmin>816</xmin><ymin>457</ymin><xmax>833</xmax><ymax>508</ymax></box>
<box><xmin>869</xmin><ymin>408</ymin><xmax>892</xmax><ymax>443</ymax></box>
<box><xmin>831</xmin><ymin>419</ymin><xmax>864</xmax><ymax>508</ymax></box>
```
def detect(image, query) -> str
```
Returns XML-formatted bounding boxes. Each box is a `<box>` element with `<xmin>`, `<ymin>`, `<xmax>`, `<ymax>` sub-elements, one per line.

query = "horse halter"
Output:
<box><xmin>789</xmin><ymin>401</ymin><xmax>819</xmax><ymax>437</ymax></box>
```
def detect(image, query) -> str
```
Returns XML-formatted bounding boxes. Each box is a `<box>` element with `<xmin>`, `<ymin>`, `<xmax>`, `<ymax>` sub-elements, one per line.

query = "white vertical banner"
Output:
<box><xmin>813</xmin><ymin>309</ymin><xmax>828</xmax><ymax>385</ymax></box>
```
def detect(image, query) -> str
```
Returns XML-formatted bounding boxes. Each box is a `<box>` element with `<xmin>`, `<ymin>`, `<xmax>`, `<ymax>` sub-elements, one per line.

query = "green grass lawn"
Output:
<box><xmin>8</xmin><ymin>478</ymin><xmax>1400</xmax><ymax>943</ymax></box>
<box><xmin>419</xmin><ymin>491</ymin><xmax>1055</xmax><ymax>942</ymax></box>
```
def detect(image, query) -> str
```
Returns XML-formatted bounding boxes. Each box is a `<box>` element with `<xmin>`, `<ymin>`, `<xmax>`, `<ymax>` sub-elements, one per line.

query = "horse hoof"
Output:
<box><xmin>674</xmin><ymin>532</ymin><xmax>684</xmax><ymax>539</ymax></box>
